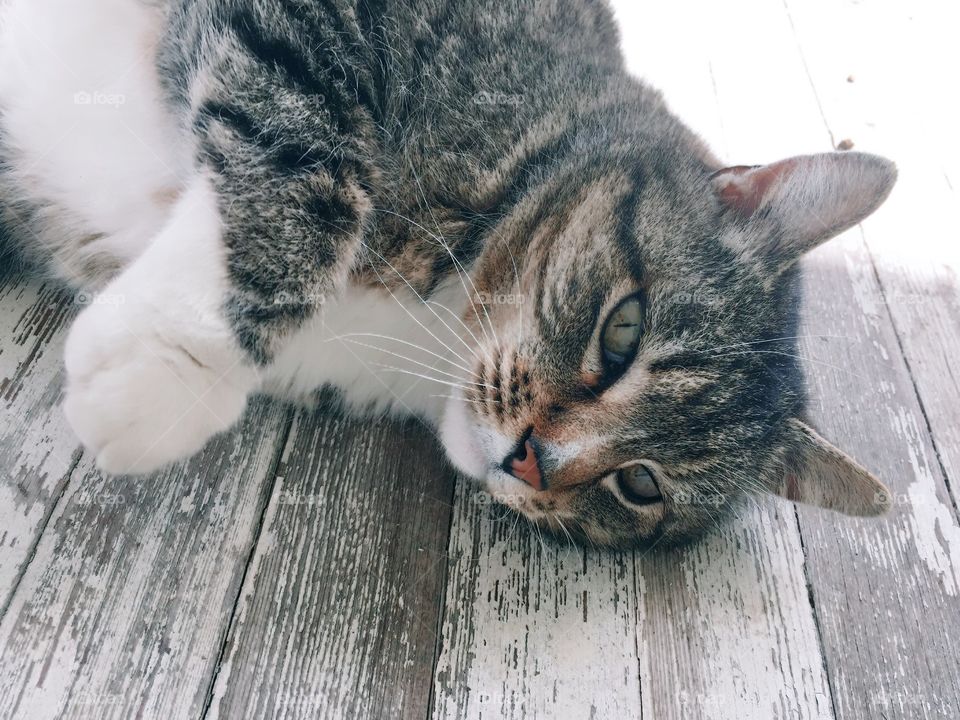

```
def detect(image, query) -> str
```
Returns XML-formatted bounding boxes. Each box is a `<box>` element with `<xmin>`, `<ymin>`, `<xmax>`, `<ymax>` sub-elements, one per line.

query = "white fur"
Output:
<box><xmin>64</xmin><ymin>175</ymin><xmax>257</xmax><ymax>473</ymax></box>
<box><xmin>439</xmin><ymin>390</ymin><xmax>518</xmax><ymax>481</ymax></box>
<box><xmin>262</xmin><ymin>277</ymin><xmax>475</xmax><ymax>423</ymax></box>
<box><xmin>0</xmin><ymin>0</ymin><xmax>190</xmax><ymax>276</ymax></box>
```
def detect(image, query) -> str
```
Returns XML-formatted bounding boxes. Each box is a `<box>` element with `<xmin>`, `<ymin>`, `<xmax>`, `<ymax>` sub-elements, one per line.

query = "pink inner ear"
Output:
<box><xmin>712</xmin><ymin>159</ymin><xmax>798</xmax><ymax>217</ymax></box>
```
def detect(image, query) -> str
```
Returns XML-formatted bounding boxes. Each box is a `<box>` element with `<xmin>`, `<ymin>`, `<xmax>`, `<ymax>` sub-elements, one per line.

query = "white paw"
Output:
<box><xmin>63</xmin><ymin>294</ymin><xmax>258</xmax><ymax>475</ymax></box>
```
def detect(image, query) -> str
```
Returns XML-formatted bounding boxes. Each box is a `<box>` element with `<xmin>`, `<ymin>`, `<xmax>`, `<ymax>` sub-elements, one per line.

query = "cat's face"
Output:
<box><xmin>440</xmin><ymin>149</ymin><xmax>897</xmax><ymax>549</ymax></box>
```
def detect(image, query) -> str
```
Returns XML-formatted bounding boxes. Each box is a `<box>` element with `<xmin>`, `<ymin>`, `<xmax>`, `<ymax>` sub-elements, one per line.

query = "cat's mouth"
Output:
<box><xmin>438</xmin><ymin>392</ymin><xmax>490</xmax><ymax>479</ymax></box>
<box><xmin>438</xmin><ymin>392</ymin><xmax>537</xmax><ymax>485</ymax></box>
<box><xmin>438</xmin><ymin>394</ymin><xmax>556</xmax><ymax>519</ymax></box>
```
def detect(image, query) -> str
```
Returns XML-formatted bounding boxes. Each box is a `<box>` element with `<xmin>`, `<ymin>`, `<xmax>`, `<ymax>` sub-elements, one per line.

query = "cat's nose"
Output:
<box><xmin>503</xmin><ymin>434</ymin><xmax>545</xmax><ymax>491</ymax></box>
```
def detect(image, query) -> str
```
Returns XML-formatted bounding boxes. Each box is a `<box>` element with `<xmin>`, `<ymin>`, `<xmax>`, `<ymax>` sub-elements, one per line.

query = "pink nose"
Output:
<box><xmin>508</xmin><ymin>440</ymin><xmax>544</xmax><ymax>491</ymax></box>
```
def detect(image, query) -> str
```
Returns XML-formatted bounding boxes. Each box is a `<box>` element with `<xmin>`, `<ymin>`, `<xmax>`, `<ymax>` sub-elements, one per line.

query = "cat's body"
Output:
<box><xmin>0</xmin><ymin>0</ymin><xmax>653</xmax><ymax>418</ymax></box>
<box><xmin>0</xmin><ymin>0</ymin><xmax>897</xmax><ymax>547</ymax></box>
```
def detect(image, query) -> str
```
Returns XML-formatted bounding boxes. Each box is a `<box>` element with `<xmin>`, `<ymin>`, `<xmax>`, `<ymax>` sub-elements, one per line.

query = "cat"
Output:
<box><xmin>0</xmin><ymin>0</ymin><xmax>896</xmax><ymax>548</ymax></box>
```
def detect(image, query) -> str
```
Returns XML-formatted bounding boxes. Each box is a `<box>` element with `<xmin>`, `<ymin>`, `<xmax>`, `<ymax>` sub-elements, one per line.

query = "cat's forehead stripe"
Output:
<box><xmin>612</xmin><ymin>164</ymin><xmax>648</xmax><ymax>284</ymax></box>
<box><xmin>530</xmin><ymin>170</ymin><xmax>647</xmax><ymax>339</ymax></box>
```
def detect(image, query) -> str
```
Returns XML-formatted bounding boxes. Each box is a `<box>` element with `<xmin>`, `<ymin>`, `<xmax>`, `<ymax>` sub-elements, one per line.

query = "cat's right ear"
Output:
<box><xmin>772</xmin><ymin>418</ymin><xmax>892</xmax><ymax>516</ymax></box>
<box><xmin>710</xmin><ymin>152</ymin><xmax>897</xmax><ymax>272</ymax></box>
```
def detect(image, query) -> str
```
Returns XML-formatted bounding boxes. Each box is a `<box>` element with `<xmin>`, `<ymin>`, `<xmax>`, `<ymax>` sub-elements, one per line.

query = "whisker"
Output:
<box><xmin>483</xmin><ymin>220</ymin><xmax>525</xmax><ymax>348</ymax></box>
<box><xmin>339</xmin><ymin>338</ymin><xmax>474</xmax><ymax>384</ymax></box>
<box><xmin>526</xmin><ymin>515</ymin><xmax>547</xmax><ymax>557</ymax></box>
<box><xmin>712</xmin><ymin>349</ymin><xmax>870</xmax><ymax>380</ymax></box>
<box><xmin>360</xmin><ymin>242</ymin><xmax>476</xmax><ymax>363</ymax></box>
<box><xmin>552</xmin><ymin>512</ymin><xmax>577</xmax><ymax>551</ymax></box>
<box><xmin>430</xmin><ymin>393</ymin><xmax>499</xmax><ymax>405</ymax></box>
<box><xmin>506</xmin><ymin>506</ymin><xmax>523</xmax><ymax>540</ymax></box>
<box><xmin>699</xmin><ymin>334</ymin><xmax>855</xmax><ymax>355</ymax></box>
<box><xmin>703</xmin><ymin>460</ymin><xmax>775</xmax><ymax>508</ymax></box>
<box><xmin>416</xmin><ymin>490</ymin><xmax>458</xmax><ymax>513</ymax></box>
<box><xmin>426</xmin><ymin>300</ymin><xmax>489</xmax><ymax>361</ymax></box>
<box><xmin>373</xmin><ymin>205</ymin><xmax>493</xmax><ymax>345</ymax></box>
<box><xmin>389</xmin><ymin>162</ymin><xmax>502</xmax><ymax>349</ymax></box>
<box><xmin>372</xmin><ymin>363</ymin><xmax>491</xmax><ymax>392</ymax></box>
<box><xmin>327</xmin><ymin>332</ymin><xmax>473</xmax><ymax>374</ymax></box>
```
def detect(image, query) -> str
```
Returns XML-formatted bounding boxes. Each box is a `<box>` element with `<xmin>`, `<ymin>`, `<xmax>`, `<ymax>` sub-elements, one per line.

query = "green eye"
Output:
<box><xmin>601</xmin><ymin>295</ymin><xmax>643</xmax><ymax>365</ymax></box>
<box><xmin>616</xmin><ymin>464</ymin><xmax>661</xmax><ymax>505</ymax></box>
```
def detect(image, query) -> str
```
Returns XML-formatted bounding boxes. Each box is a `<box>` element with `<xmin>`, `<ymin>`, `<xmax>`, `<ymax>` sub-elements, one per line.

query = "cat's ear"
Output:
<box><xmin>711</xmin><ymin>152</ymin><xmax>896</xmax><ymax>270</ymax></box>
<box><xmin>772</xmin><ymin>418</ymin><xmax>891</xmax><ymax>516</ymax></box>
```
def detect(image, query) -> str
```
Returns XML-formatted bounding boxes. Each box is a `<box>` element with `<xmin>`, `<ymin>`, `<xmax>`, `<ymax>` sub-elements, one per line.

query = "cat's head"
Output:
<box><xmin>439</xmin><ymin>148</ymin><xmax>897</xmax><ymax>549</ymax></box>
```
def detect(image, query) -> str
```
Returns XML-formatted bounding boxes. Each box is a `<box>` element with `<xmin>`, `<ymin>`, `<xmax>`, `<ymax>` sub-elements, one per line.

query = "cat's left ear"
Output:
<box><xmin>773</xmin><ymin>418</ymin><xmax>891</xmax><ymax>516</ymax></box>
<box><xmin>711</xmin><ymin>152</ymin><xmax>897</xmax><ymax>270</ymax></box>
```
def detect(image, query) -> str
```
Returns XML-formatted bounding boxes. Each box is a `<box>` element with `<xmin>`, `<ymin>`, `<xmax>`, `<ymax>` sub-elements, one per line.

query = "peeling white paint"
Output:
<box><xmin>896</xmin><ymin>409</ymin><xmax>960</xmax><ymax>596</ymax></box>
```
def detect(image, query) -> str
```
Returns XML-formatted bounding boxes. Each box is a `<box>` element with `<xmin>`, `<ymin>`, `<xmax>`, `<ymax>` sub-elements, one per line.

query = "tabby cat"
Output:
<box><xmin>0</xmin><ymin>0</ymin><xmax>896</xmax><ymax>547</ymax></box>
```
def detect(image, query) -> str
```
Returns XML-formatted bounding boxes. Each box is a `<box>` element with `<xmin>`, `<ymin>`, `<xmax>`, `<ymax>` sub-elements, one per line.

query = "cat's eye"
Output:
<box><xmin>601</xmin><ymin>295</ymin><xmax>643</xmax><ymax>366</ymax></box>
<box><xmin>616</xmin><ymin>464</ymin><xmax>661</xmax><ymax>505</ymax></box>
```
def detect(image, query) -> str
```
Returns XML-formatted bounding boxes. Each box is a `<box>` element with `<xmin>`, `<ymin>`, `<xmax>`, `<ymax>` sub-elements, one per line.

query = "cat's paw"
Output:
<box><xmin>63</xmin><ymin>295</ymin><xmax>257</xmax><ymax>475</ymax></box>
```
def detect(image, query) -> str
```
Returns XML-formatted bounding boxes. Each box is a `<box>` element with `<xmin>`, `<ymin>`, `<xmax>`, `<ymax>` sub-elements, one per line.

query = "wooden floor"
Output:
<box><xmin>2</xmin><ymin>0</ymin><xmax>960</xmax><ymax>718</ymax></box>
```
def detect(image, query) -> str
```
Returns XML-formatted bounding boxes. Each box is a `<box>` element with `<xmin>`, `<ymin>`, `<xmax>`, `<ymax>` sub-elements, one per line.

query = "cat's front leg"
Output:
<box><xmin>64</xmin><ymin>143</ymin><xmax>371</xmax><ymax>473</ymax></box>
<box><xmin>64</xmin><ymin>174</ymin><xmax>259</xmax><ymax>474</ymax></box>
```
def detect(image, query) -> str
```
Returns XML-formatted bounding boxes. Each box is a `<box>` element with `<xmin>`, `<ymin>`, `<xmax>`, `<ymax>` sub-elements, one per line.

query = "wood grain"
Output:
<box><xmin>782</xmin><ymin>0</ymin><xmax>960</xmax><ymax>577</ymax></box>
<box><xmin>0</xmin><ymin>273</ymin><xmax>79</xmax><ymax>615</ymax></box>
<box><xmin>206</xmin><ymin>404</ymin><xmax>456</xmax><ymax>720</ymax></box>
<box><xmin>0</xmin><ymin>398</ymin><xmax>290</xmax><ymax>720</ymax></box>
<box><xmin>431</xmin><ymin>480</ymin><xmax>642</xmax><ymax>720</ymax></box>
<box><xmin>796</xmin><ymin>236</ymin><xmax>960</xmax><ymax>720</ymax></box>
<box><xmin>637</xmin><ymin>503</ymin><xmax>834</xmax><ymax>720</ymax></box>
<box><xmin>784</xmin><ymin>1</ymin><xmax>960</xmax><ymax>716</ymax></box>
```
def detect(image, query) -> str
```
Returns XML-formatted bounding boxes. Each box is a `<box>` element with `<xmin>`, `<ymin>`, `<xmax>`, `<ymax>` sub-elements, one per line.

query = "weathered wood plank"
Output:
<box><xmin>796</xmin><ymin>241</ymin><xmax>960</xmax><ymax>720</ymax></box>
<box><xmin>205</xmin><ymin>405</ymin><xmax>455</xmax><ymax>720</ymax></box>
<box><xmin>637</xmin><ymin>503</ymin><xmax>834</xmax><ymax>720</ymax></box>
<box><xmin>0</xmin><ymin>397</ymin><xmax>290</xmax><ymax>720</ymax></box>
<box><xmin>0</xmin><ymin>273</ymin><xmax>78</xmax><ymax>615</ymax></box>
<box><xmin>701</xmin><ymin>0</ymin><xmax>960</xmax><ymax>717</ymax></box>
<box><xmin>432</xmin><ymin>481</ymin><xmax>642</xmax><ymax>720</ymax></box>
